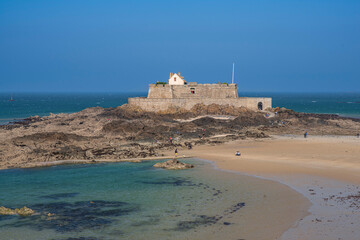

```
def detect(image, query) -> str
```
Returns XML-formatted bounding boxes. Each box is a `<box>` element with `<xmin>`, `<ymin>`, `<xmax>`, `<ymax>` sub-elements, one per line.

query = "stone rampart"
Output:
<box><xmin>148</xmin><ymin>83</ymin><xmax>238</xmax><ymax>99</ymax></box>
<box><xmin>128</xmin><ymin>97</ymin><xmax>272</xmax><ymax>112</ymax></box>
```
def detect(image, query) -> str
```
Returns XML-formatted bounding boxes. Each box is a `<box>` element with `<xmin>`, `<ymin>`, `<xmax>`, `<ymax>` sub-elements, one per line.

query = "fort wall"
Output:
<box><xmin>128</xmin><ymin>97</ymin><xmax>272</xmax><ymax>112</ymax></box>
<box><xmin>148</xmin><ymin>83</ymin><xmax>238</xmax><ymax>99</ymax></box>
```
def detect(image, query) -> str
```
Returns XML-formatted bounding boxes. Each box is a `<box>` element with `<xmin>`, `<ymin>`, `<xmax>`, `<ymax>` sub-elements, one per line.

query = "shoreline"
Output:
<box><xmin>2</xmin><ymin>134</ymin><xmax>359</xmax><ymax>173</ymax></box>
<box><xmin>1</xmin><ymin>135</ymin><xmax>359</xmax><ymax>239</ymax></box>
<box><xmin>195</xmin><ymin>157</ymin><xmax>312</xmax><ymax>240</ymax></box>
<box><xmin>198</xmin><ymin>157</ymin><xmax>360</xmax><ymax>240</ymax></box>
<box><xmin>0</xmin><ymin>152</ymin><xmax>310</xmax><ymax>240</ymax></box>
<box><xmin>0</xmin><ymin>156</ymin><xmax>189</xmax><ymax>170</ymax></box>
<box><xmin>174</xmin><ymin>135</ymin><xmax>360</xmax><ymax>240</ymax></box>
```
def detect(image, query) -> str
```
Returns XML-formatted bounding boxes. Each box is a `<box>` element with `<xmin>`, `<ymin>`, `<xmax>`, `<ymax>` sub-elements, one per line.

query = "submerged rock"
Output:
<box><xmin>0</xmin><ymin>206</ymin><xmax>17</xmax><ymax>215</ymax></box>
<box><xmin>0</xmin><ymin>206</ymin><xmax>35</xmax><ymax>216</ymax></box>
<box><xmin>153</xmin><ymin>159</ymin><xmax>194</xmax><ymax>170</ymax></box>
<box><xmin>16</xmin><ymin>206</ymin><xmax>35</xmax><ymax>216</ymax></box>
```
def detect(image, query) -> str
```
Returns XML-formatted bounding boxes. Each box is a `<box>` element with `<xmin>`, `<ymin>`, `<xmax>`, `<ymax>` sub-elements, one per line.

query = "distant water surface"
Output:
<box><xmin>0</xmin><ymin>92</ymin><xmax>146</xmax><ymax>125</ymax></box>
<box><xmin>1</xmin><ymin>92</ymin><xmax>359</xmax><ymax>125</ymax></box>
<box><xmin>241</xmin><ymin>92</ymin><xmax>360</xmax><ymax>118</ymax></box>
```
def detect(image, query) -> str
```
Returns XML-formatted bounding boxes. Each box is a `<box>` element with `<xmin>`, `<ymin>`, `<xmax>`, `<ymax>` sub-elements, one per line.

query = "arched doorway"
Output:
<box><xmin>258</xmin><ymin>102</ymin><xmax>263</xmax><ymax>110</ymax></box>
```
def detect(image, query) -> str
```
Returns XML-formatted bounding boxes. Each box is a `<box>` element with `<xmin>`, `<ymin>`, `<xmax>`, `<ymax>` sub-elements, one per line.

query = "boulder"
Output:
<box><xmin>16</xmin><ymin>206</ymin><xmax>35</xmax><ymax>216</ymax></box>
<box><xmin>153</xmin><ymin>159</ymin><xmax>194</xmax><ymax>170</ymax></box>
<box><xmin>0</xmin><ymin>206</ymin><xmax>35</xmax><ymax>216</ymax></box>
<box><xmin>0</xmin><ymin>206</ymin><xmax>17</xmax><ymax>215</ymax></box>
<box><xmin>85</xmin><ymin>150</ymin><xmax>94</xmax><ymax>159</ymax></box>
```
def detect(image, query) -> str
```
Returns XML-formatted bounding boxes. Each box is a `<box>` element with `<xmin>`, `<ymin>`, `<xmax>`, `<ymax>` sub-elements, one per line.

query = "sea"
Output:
<box><xmin>0</xmin><ymin>159</ymin><xmax>280</xmax><ymax>240</ymax></box>
<box><xmin>1</xmin><ymin>92</ymin><xmax>360</xmax><ymax>125</ymax></box>
<box><xmin>0</xmin><ymin>92</ymin><xmax>359</xmax><ymax>239</ymax></box>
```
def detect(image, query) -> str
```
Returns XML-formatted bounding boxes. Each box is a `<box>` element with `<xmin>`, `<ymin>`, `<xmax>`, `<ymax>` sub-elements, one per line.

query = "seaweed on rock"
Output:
<box><xmin>1</xmin><ymin>200</ymin><xmax>139</xmax><ymax>233</ymax></box>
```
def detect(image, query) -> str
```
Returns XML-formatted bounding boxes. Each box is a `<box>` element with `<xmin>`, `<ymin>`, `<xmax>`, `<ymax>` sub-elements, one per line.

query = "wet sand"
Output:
<box><xmin>172</xmin><ymin>135</ymin><xmax>360</xmax><ymax>240</ymax></box>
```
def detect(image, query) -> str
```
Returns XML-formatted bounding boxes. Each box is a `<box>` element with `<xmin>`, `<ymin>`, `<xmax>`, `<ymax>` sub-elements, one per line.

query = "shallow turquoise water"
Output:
<box><xmin>0</xmin><ymin>160</ymin><xmax>249</xmax><ymax>240</ymax></box>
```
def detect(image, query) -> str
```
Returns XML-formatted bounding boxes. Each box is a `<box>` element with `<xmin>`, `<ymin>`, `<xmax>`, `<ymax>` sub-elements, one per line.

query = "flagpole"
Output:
<box><xmin>232</xmin><ymin>62</ymin><xmax>235</xmax><ymax>84</ymax></box>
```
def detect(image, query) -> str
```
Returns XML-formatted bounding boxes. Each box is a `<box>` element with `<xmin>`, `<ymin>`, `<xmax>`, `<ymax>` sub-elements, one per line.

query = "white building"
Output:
<box><xmin>168</xmin><ymin>72</ymin><xmax>187</xmax><ymax>85</ymax></box>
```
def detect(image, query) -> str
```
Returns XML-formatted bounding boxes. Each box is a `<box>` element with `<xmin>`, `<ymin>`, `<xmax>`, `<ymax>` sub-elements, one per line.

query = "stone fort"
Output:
<box><xmin>128</xmin><ymin>72</ymin><xmax>272</xmax><ymax>112</ymax></box>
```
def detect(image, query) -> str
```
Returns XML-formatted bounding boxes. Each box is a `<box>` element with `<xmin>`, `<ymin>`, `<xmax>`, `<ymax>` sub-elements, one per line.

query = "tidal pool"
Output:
<box><xmin>0</xmin><ymin>159</ymin><xmax>270</xmax><ymax>240</ymax></box>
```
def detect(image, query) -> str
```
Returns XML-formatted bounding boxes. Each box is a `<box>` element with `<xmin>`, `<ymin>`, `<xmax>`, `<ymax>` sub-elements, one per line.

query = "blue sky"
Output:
<box><xmin>0</xmin><ymin>0</ymin><xmax>359</xmax><ymax>92</ymax></box>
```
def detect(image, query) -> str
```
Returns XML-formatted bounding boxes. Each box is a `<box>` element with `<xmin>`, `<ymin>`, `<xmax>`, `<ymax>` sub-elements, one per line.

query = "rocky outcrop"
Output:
<box><xmin>190</xmin><ymin>103</ymin><xmax>250</xmax><ymax>116</ymax></box>
<box><xmin>153</xmin><ymin>159</ymin><xmax>194</xmax><ymax>170</ymax></box>
<box><xmin>16</xmin><ymin>206</ymin><xmax>35</xmax><ymax>216</ymax></box>
<box><xmin>14</xmin><ymin>132</ymin><xmax>90</xmax><ymax>142</ymax></box>
<box><xmin>1</xmin><ymin>103</ymin><xmax>360</xmax><ymax>170</ymax></box>
<box><xmin>0</xmin><ymin>206</ymin><xmax>35</xmax><ymax>216</ymax></box>
<box><xmin>0</xmin><ymin>206</ymin><xmax>16</xmax><ymax>215</ymax></box>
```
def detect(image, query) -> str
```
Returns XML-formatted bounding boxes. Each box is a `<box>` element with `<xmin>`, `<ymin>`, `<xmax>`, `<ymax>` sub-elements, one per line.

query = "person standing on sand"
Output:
<box><xmin>357</xmin><ymin>133</ymin><xmax>359</xmax><ymax>138</ymax></box>
<box><xmin>175</xmin><ymin>148</ymin><xmax>178</xmax><ymax>158</ymax></box>
<box><xmin>304</xmin><ymin>132</ymin><xmax>308</xmax><ymax>138</ymax></box>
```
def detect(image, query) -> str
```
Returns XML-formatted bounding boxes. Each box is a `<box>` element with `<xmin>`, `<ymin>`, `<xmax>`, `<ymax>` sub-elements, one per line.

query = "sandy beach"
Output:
<box><xmin>162</xmin><ymin>135</ymin><xmax>360</xmax><ymax>240</ymax></box>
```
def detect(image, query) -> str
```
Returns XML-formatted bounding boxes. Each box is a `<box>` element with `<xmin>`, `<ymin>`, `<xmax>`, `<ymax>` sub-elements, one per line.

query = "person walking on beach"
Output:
<box><xmin>304</xmin><ymin>132</ymin><xmax>308</xmax><ymax>138</ymax></box>
<box><xmin>357</xmin><ymin>133</ymin><xmax>359</xmax><ymax>138</ymax></box>
<box><xmin>175</xmin><ymin>148</ymin><xmax>178</xmax><ymax>158</ymax></box>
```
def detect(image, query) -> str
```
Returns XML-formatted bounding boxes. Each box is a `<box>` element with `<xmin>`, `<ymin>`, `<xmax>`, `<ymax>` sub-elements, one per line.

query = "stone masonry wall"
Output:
<box><xmin>148</xmin><ymin>83</ymin><xmax>238</xmax><ymax>99</ymax></box>
<box><xmin>147</xmin><ymin>84</ymin><xmax>173</xmax><ymax>98</ymax></box>
<box><xmin>128</xmin><ymin>97</ymin><xmax>272</xmax><ymax>112</ymax></box>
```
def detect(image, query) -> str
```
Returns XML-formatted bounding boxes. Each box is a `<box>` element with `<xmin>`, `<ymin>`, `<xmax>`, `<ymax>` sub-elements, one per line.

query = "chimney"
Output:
<box><xmin>178</xmin><ymin>72</ymin><xmax>181</xmax><ymax>76</ymax></box>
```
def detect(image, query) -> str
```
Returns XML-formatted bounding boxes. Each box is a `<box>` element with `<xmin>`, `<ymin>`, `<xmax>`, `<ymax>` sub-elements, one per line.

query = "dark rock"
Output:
<box><xmin>153</xmin><ymin>159</ymin><xmax>194</xmax><ymax>170</ymax></box>
<box><xmin>40</xmin><ymin>192</ymin><xmax>79</xmax><ymax>200</ymax></box>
